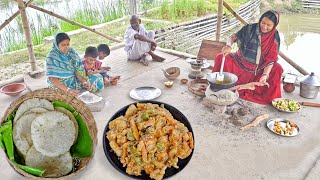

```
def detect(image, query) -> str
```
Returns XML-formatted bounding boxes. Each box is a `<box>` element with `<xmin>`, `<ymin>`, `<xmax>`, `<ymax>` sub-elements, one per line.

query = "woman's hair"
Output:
<box><xmin>56</xmin><ymin>32</ymin><xmax>70</xmax><ymax>45</ymax></box>
<box><xmin>259</xmin><ymin>10</ymin><xmax>279</xmax><ymax>27</ymax></box>
<box><xmin>97</xmin><ymin>44</ymin><xmax>110</xmax><ymax>55</ymax></box>
<box><xmin>259</xmin><ymin>10</ymin><xmax>279</xmax><ymax>26</ymax></box>
<box><xmin>85</xmin><ymin>46</ymin><xmax>98</xmax><ymax>58</ymax></box>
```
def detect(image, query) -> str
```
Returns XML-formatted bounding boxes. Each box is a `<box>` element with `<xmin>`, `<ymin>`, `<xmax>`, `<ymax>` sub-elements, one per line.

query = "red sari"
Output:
<box><xmin>212</xmin><ymin>23</ymin><xmax>283</xmax><ymax>104</ymax></box>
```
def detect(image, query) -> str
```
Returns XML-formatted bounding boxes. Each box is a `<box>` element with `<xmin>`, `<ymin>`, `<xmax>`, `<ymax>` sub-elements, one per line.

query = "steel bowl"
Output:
<box><xmin>206</xmin><ymin>72</ymin><xmax>238</xmax><ymax>90</ymax></box>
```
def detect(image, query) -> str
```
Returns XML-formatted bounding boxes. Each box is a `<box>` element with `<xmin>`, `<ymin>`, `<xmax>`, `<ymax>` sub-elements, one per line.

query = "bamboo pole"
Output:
<box><xmin>0</xmin><ymin>0</ymin><xmax>35</xmax><ymax>32</ymax></box>
<box><xmin>17</xmin><ymin>0</ymin><xmax>37</xmax><ymax>71</ymax></box>
<box><xmin>222</xmin><ymin>0</ymin><xmax>309</xmax><ymax>75</ymax></box>
<box><xmin>129</xmin><ymin>0</ymin><xmax>137</xmax><ymax>15</ymax></box>
<box><xmin>29</xmin><ymin>4</ymin><xmax>121</xmax><ymax>43</ymax></box>
<box><xmin>216</xmin><ymin>0</ymin><xmax>224</xmax><ymax>41</ymax></box>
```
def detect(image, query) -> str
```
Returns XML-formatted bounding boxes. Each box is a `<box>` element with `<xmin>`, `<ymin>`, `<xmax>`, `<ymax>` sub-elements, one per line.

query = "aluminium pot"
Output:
<box><xmin>207</xmin><ymin>72</ymin><xmax>238</xmax><ymax>90</ymax></box>
<box><xmin>300</xmin><ymin>72</ymin><xmax>320</xmax><ymax>99</ymax></box>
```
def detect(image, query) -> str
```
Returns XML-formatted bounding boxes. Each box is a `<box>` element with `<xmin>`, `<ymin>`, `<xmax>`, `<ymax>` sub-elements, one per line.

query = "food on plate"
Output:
<box><xmin>273</xmin><ymin>120</ymin><xmax>297</xmax><ymax>136</ymax></box>
<box><xmin>106</xmin><ymin>103</ymin><xmax>194</xmax><ymax>180</ymax></box>
<box><xmin>272</xmin><ymin>99</ymin><xmax>300</xmax><ymax>112</ymax></box>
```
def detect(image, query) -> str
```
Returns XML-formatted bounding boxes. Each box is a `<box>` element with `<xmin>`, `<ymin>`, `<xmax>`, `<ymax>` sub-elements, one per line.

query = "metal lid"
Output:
<box><xmin>301</xmin><ymin>72</ymin><xmax>320</xmax><ymax>86</ymax></box>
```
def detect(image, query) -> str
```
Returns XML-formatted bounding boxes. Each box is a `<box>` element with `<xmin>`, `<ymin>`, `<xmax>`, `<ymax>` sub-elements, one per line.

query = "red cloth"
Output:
<box><xmin>260</xmin><ymin>27</ymin><xmax>279</xmax><ymax>67</ymax></box>
<box><xmin>212</xmin><ymin>53</ymin><xmax>283</xmax><ymax>104</ymax></box>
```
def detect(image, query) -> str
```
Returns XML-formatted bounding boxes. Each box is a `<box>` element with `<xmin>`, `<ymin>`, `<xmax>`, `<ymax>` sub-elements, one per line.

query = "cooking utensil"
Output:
<box><xmin>266</xmin><ymin>118</ymin><xmax>299</xmax><ymax>137</ymax></box>
<box><xmin>300</xmin><ymin>72</ymin><xmax>320</xmax><ymax>99</ymax></box>
<box><xmin>207</xmin><ymin>72</ymin><xmax>238</xmax><ymax>90</ymax></box>
<box><xmin>216</xmin><ymin>55</ymin><xmax>226</xmax><ymax>82</ymax></box>
<box><xmin>103</xmin><ymin>101</ymin><xmax>194</xmax><ymax>179</ymax></box>
<box><xmin>299</xmin><ymin>101</ymin><xmax>320</xmax><ymax>107</ymax></box>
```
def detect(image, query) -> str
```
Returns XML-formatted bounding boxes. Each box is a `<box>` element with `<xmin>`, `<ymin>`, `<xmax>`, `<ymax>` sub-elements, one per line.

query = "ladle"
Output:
<box><xmin>161</xmin><ymin>69</ymin><xmax>170</xmax><ymax>76</ymax></box>
<box><xmin>216</xmin><ymin>55</ymin><xmax>225</xmax><ymax>82</ymax></box>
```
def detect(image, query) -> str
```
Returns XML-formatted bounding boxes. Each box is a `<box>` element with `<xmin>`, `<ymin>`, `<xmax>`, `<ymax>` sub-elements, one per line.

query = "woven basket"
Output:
<box><xmin>0</xmin><ymin>88</ymin><xmax>97</xmax><ymax>179</ymax></box>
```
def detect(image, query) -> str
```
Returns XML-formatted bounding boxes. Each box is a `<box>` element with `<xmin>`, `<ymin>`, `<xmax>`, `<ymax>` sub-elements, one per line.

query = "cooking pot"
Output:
<box><xmin>300</xmin><ymin>72</ymin><xmax>320</xmax><ymax>99</ymax></box>
<box><xmin>207</xmin><ymin>72</ymin><xmax>238</xmax><ymax>90</ymax></box>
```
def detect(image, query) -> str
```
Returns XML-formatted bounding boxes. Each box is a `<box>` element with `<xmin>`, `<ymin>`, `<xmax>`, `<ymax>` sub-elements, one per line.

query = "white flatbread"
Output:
<box><xmin>13</xmin><ymin>113</ymin><xmax>38</xmax><ymax>157</ymax></box>
<box><xmin>31</xmin><ymin>111</ymin><xmax>76</xmax><ymax>157</ymax></box>
<box><xmin>24</xmin><ymin>107</ymin><xmax>49</xmax><ymax>115</ymax></box>
<box><xmin>14</xmin><ymin>98</ymin><xmax>54</xmax><ymax>122</ymax></box>
<box><xmin>54</xmin><ymin>106</ymin><xmax>79</xmax><ymax>144</ymax></box>
<box><xmin>25</xmin><ymin>146</ymin><xmax>73</xmax><ymax>177</ymax></box>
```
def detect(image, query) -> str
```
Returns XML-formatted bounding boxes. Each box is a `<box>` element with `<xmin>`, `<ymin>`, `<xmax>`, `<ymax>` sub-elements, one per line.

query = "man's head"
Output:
<box><xmin>97</xmin><ymin>44</ymin><xmax>110</xmax><ymax>60</ymax></box>
<box><xmin>84</xmin><ymin>46</ymin><xmax>98</xmax><ymax>65</ymax></box>
<box><xmin>130</xmin><ymin>15</ymin><xmax>141</xmax><ymax>31</ymax></box>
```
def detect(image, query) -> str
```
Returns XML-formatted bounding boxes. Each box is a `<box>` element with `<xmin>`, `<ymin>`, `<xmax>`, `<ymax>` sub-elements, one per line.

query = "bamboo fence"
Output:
<box><xmin>154</xmin><ymin>0</ymin><xmax>260</xmax><ymax>53</ymax></box>
<box><xmin>301</xmin><ymin>0</ymin><xmax>320</xmax><ymax>9</ymax></box>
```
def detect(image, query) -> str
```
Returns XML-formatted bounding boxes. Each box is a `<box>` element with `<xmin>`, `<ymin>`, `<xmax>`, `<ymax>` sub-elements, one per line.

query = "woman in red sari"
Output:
<box><xmin>212</xmin><ymin>10</ymin><xmax>283</xmax><ymax>104</ymax></box>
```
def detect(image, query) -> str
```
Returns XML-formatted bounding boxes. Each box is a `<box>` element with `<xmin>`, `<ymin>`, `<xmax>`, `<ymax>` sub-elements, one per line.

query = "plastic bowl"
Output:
<box><xmin>0</xmin><ymin>83</ymin><xmax>26</xmax><ymax>96</ymax></box>
<box><xmin>163</xmin><ymin>67</ymin><xmax>180</xmax><ymax>80</ymax></box>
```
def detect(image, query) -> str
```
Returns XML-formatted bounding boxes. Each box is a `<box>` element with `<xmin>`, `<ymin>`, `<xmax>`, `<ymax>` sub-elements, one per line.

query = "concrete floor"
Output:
<box><xmin>1</xmin><ymin>48</ymin><xmax>320</xmax><ymax>180</ymax></box>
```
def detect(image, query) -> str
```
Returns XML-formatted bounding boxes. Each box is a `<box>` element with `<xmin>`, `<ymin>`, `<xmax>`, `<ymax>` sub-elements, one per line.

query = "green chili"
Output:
<box><xmin>13</xmin><ymin>162</ymin><xmax>45</xmax><ymax>176</ymax></box>
<box><xmin>0</xmin><ymin>120</ymin><xmax>14</xmax><ymax>161</ymax></box>
<box><xmin>0</xmin><ymin>133</ymin><xmax>4</xmax><ymax>150</ymax></box>
<box><xmin>52</xmin><ymin>101</ymin><xmax>93</xmax><ymax>158</ymax></box>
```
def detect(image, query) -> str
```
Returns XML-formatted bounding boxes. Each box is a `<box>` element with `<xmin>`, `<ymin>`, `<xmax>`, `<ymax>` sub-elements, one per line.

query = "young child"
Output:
<box><xmin>83</xmin><ymin>46</ymin><xmax>119</xmax><ymax>86</ymax></box>
<box><xmin>97</xmin><ymin>44</ymin><xmax>111</xmax><ymax>71</ymax></box>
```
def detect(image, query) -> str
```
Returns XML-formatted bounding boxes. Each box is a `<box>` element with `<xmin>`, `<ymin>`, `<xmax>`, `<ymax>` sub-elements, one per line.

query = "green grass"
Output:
<box><xmin>0</xmin><ymin>19</ymin><xmax>172</xmax><ymax>67</ymax></box>
<box><xmin>145</xmin><ymin>0</ymin><xmax>250</xmax><ymax>23</ymax></box>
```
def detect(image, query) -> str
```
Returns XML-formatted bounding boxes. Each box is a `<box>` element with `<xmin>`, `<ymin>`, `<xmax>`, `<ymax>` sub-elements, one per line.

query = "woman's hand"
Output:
<box><xmin>259</xmin><ymin>74</ymin><xmax>270</xmax><ymax>88</ymax></box>
<box><xmin>67</xmin><ymin>88</ymin><xmax>80</xmax><ymax>96</ymax></box>
<box><xmin>222</xmin><ymin>45</ymin><xmax>232</xmax><ymax>56</ymax></box>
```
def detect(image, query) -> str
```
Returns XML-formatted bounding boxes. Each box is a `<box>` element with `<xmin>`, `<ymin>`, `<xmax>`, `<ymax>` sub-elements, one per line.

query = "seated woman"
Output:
<box><xmin>46</xmin><ymin>33</ymin><xmax>104</xmax><ymax>96</ymax></box>
<box><xmin>212</xmin><ymin>10</ymin><xmax>283</xmax><ymax>104</ymax></box>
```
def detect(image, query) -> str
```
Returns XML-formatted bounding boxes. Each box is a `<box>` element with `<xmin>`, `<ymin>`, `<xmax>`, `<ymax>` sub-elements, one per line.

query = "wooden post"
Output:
<box><xmin>17</xmin><ymin>0</ymin><xmax>37</xmax><ymax>71</ymax></box>
<box><xmin>216</xmin><ymin>0</ymin><xmax>224</xmax><ymax>41</ymax></box>
<box><xmin>223</xmin><ymin>0</ymin><xmax>309</xmax><ymax>75</ymax></box>
<box><xmin>129</xmin><ymin>0</ymin><xmax>137</xmax><ymax>15</ymax></box>
<box><xmin>0</xmin><ymin>0</ymin><xmax>35</xmax><ymax>31</ymax></box>
<box><xmin>29</xmin><ymin>5</ymin><xmax>121</xmax><ymax>43</ymax></box>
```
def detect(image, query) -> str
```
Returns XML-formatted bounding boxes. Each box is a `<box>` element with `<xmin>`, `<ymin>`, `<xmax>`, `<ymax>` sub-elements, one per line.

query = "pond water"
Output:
<box><xmin>277</xmin><ymin>14</ymin><xmax>320</xmax><ymax>76</ymax></box>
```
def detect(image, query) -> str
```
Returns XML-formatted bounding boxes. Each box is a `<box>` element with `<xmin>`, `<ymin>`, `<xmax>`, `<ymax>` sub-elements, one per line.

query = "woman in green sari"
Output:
<box><xmin>46</xmin><ymin>33</ymin><xmax>104</xmax><ymax>96</ymax></box>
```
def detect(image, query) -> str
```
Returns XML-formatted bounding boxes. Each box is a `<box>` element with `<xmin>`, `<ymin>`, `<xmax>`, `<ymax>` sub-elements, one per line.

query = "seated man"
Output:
<box><xmin>124</xmin><ymin>15</ymin><xmax>165</xmax><ymax>66</ymax></box>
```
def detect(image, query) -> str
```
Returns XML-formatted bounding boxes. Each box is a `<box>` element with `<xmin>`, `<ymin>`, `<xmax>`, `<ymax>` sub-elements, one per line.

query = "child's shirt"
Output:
<box><xmin>82</xmin><ymin>59</ymin><xmax>102</xmax><ymax>74</ymax></box>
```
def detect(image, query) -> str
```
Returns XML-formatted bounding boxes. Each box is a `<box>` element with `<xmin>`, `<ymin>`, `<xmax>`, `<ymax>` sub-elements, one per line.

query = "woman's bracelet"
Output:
<box><xmin>262</xmin><ymin>73</ymin><xmax>269</xmax><ymax>79</ymax></box>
